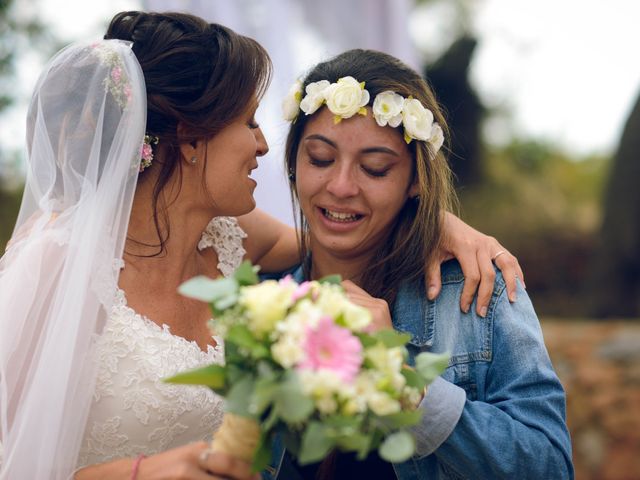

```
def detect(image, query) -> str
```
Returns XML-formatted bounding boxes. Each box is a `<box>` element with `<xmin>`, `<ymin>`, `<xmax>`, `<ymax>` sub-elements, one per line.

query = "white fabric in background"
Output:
<box><xmin>143</xmin><ymin>0</ymin><xmax>418</xmax><ymax>227</ymax></box>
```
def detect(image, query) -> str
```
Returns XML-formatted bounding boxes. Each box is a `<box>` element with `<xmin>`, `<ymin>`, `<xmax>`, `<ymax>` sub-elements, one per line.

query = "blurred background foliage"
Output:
<box><xmin>0</xmin><ymin>0</ymin><xmax>638</xmax><ymax>319</ymax></box>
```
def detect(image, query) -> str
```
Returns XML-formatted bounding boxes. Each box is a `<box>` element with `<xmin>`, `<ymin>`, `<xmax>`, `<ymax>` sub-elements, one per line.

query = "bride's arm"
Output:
<box><xmin>237</xmin><ymin>209</ymin><xmax>524</xmax><ymax>306</ymax></box>
<box><xmin>237</xmin><ymin>208</ymin><xmax>299</xmax><ymax>273</ymax></box>
<box><xmin>73</xmin><ymin>442</ymin><xmax>258</xmax><ymax>480</ymax></box>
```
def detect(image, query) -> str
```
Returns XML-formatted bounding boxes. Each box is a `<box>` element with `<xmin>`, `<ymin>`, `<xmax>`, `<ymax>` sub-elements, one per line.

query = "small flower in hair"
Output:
<box><xmin>300</xmin><ymin>80</ymin><xmax>331</xmax><ymax>116</ymax></box>
<box><xmin>401</xmin><ymin>98</ymin><xmax>435</xmax><ymax>144</ymax></box>
<box><xmin>282</xmin><ymin>79</ymin><xmax>304</xmax><ymax>121</ymax></box>
<box><xmin>91</xmin><ymin>42</ymin><xmax>132</xmax><ymax>109</ymax></box>
<box><xmin>285</xmin><ymin>76</ymin><xmax>445</xmax><ymax>156</ymax></box>
<box><xmin>139</xmin><ymin>134</ymin><xmax>159</xmax><ymax>172</ymax></box>
<box><xmin>372</xmin><ymin>91</ymin><xmax>404</xmax><ymax>128</ymax></box>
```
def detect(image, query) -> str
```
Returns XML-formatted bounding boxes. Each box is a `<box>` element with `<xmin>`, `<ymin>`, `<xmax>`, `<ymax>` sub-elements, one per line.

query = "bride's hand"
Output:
<box><xmin>428</xmin><ymin>212</ymin><xmax>525</xmax><ymax>317</ymax></box>
<box><xmin>74</xmin><ymin>441</ymin><xmax>259</xmax><ymax>480</ymax></box>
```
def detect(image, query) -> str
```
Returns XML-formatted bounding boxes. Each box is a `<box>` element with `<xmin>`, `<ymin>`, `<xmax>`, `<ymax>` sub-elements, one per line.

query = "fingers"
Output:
<box><xmin>457</xmin><ymin>250</ymin><xmax>481</xmax><ymax>314</ymax></box>
<box><xmin>475</xmin><ymin>249</ymin><xmax>495</xmax><ymax>317</ymax></box>
<box><xmin>199</xmin><ymin>449</ymin><xmax>257</xmax><ymax>480</ymax></box>
<box><xmin>493</xmin><ymin>250</ymin><xmax>524</xmax><ymax>302</ymax></box>
<box><xmin>425</xmin><ymin>260</ymin><xmax>442</xmax><ymax>300</ymax></box>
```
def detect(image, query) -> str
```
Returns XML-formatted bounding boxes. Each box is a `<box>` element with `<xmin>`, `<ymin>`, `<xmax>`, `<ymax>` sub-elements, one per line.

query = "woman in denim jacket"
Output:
<box><xmin>265</xmin><ymin>49</ymin><xmax>573</xmax><ymax>479</ymax></box>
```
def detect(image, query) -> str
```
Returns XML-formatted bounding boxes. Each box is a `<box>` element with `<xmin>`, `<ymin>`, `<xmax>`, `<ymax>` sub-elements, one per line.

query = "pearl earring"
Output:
<box><xmin>190</xmin><ymin>156</ymin><xmax>197</xmax><ymax>164</ymax></box>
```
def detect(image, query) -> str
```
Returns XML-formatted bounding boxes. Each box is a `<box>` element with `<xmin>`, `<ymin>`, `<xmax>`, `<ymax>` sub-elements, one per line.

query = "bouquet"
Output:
<box><xmin>167</xmin><ymin>261</ymin><xmax>448</xmax><ymax>471</ymax></box>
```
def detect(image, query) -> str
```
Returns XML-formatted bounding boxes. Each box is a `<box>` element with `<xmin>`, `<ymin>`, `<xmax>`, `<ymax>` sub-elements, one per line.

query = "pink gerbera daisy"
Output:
<box><xmin>297</xmin><ymin>316</ymin><xmax>363</xmax><ymax>382</ymax></box>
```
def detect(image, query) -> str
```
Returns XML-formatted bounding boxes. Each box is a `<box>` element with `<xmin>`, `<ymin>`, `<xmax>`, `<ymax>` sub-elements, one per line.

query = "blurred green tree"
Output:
<box><xmin>588</xmin><ymin>90</ymin><xmax>640</xmax><ymax>318</ymax></box>
<box><xmin>425</xmin><ymin>35</ymin><xmax>485</xmax><ymax>187</ymax></box>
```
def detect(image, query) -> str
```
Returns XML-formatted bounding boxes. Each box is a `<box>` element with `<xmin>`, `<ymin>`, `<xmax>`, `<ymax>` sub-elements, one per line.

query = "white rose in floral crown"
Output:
<box><xmin>401</xmin><ymin>97</ymin><xmax>435</xmax><ymax>143</ymax></box>
<box><xmin>300</xmin><ymin>80</ymin><xmax>330</xmax><ymax>115</ymax></box>
<box><xmin>372</xmin><ymin>90</ymin><xmax>404</xmax><ymax>128</ymax></box>
<box><xmin>324</xmin><ymin>76</ymin><xmax>370</xmax><ymax>122</ymax></box>
<box><xmin>282</xmin><ymin>79</ymin><xmax>303</xmax><ymax>121</ymax></box>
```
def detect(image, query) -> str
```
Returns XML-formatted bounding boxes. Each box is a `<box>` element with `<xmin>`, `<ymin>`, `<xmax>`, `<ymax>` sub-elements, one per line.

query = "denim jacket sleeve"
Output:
<box><xmin>419</xmin><ymin>279</ymin><xmax>573</xmax><ymax>479</ymax></box>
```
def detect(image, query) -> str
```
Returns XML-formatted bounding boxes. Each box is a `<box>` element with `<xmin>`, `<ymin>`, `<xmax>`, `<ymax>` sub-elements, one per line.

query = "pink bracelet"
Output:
<box><xmin>130</xmin><ymin>453</ymin><xmax>146</xmax><ymax>480</ymax></box>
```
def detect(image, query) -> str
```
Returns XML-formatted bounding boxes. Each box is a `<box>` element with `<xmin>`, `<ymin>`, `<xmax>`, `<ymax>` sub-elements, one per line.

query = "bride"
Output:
<box><xmin>0</xmin><ymin>11</ymin><xmax>520</xmax><ymax>480</ymax></box>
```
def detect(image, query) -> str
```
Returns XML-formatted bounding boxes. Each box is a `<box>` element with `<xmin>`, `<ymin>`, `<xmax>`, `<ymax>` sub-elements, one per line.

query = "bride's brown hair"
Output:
<box><xmin>105</xmin><ymin>11</ymin><xmax>272</xmax><ymax>255</ymax></box>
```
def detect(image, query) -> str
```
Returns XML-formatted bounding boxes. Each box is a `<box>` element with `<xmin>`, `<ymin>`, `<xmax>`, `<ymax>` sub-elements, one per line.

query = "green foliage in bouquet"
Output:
<box><xmin>166</xmin><ymin>261</ymin><xmax>449</xmax><ymax>471</ymax></box>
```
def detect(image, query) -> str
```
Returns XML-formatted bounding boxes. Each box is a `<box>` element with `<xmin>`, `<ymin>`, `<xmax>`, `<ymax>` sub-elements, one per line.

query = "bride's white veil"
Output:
<box><xmin>0</xmin><ymin>40</ymin><xmax>146</xmax><ymax>479</ymax></box>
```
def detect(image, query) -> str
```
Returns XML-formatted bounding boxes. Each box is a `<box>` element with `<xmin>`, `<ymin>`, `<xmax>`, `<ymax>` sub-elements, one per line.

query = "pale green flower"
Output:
<box><xmin>368</xmin><ymin>391</ymin><xmax>401</xmax><ymax>416</ymax></box>
<box><xmin>239</xmin><ymin>281</ymin><xmax>294</xmax><ymax>337</ymax></box>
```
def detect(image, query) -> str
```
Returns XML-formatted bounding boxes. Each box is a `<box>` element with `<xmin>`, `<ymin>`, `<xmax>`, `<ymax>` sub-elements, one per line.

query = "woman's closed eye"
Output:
<box><xmin>309</xmin><ymin>157</ymin><xmax>333</xmax><ymax>167</ymax></box>
<box><xmin>248</xmin><ymin>118</ymin><xmax>260</xmax><ymax>129</ymax></box>
<box><xmin>362</xmin><ymin>165</ymin><xmax>390</xmax><ymax>177</ymax></box>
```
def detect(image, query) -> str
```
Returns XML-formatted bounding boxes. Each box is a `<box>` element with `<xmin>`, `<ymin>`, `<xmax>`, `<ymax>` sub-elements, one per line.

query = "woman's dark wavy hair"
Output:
<box><xmin>285</xmin><ymin>49</ymin><xmax>455</xmax><ymax>306</ymax></box>
<box><xmin>104</xmin><ymin>11</ymin><xmax>272</xmax><ymax>255</ymax></box>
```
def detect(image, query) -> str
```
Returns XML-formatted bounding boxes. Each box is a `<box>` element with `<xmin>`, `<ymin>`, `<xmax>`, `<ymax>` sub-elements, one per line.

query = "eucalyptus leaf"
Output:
<box><xmin>227</xmin><ymin>324</ymin><xmax>269</xmax><ymax>359</ymax></box>
<box><xmin>251</xmin><ymin>432</ymin><xmax>273</xmax><ymax>473</ymax></box>
<box><xmin>378</xmin><ymin>430</ymin><xmax>415</xmax><ymax>463</ymax></box>
<box><xmin>234</xmin><ymin>260</ymin><xmax>260</xmax><ymax>286</ymax></box>
<box><xmin>178</xmin><ymin>276</ymin><xmax>236</xmax><ymax>302</ymax></box>
<box><xmin>324</xmin><ymin>414</ymin><xmax>363</xmax><ymax>431</ymax></box>
<box><xmin>401</xmin><ymin>367</ymin><xmax>427</xmax><ymax>390</ymax></box>
<box><xmin>226</xmin><ymin>375</ymin><xmax>255</xmax><ymax>418</ymax></box>
<box><xmin>213</xmin><ymin>293</ymin><xmax>239</xmax><ymax>311</ymax></box>
<box><xmin>334</xmin><ymin>432</ymin><xmax>371</xmax><ymax>453</ymax></box>
<box><xmin>299</xmin><ymin>422</ymin><xmax>334</xmax><ymax>465</ymax></box>
<box><xmin>317</xmin><ymin>274</ymin><xmax>342</xmax><ymax>285</ymax></box>
<box><xmin>415</xmin><ymin>352</ymin><xmax>450</xmax><ymax>383</ymax></box>
<box><xmin>274</xmin><ymin>383</ymin><xmax>314</xmax><ymax>424</ymax></box>
<box><xmin>376</xmin><ymin>409</ymin><xmax>423</xmax><ymax>429</ymax></box>
<box><xmin>373</xmin><ymin>329</ymin><xmax>412</xmax><ymax>348</ymax></box>
<box><xmin>355</xmin><ymin>332</ymin><xmax>378</xmax><ymax>348</ymax></box>
<box><xmin>252</xmin><ymin>377</ymin><xmax>279</xmax><ymax>416</ymax></box>
<box><xmin>163</xmin><ymin>364</ymin><xmax>226</xmax><ymax>391</ymax></box>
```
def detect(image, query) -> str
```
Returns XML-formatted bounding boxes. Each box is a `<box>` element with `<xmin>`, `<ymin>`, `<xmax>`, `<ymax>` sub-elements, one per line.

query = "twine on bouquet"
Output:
<box><xmin>211</xmin><ymin>413</ymin><xmax>261</xmax><ymax>462</ymax></box>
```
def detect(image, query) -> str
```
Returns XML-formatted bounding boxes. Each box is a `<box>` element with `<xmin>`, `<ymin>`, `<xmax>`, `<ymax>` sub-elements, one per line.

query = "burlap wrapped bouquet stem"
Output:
<box><xmin>211</xmin><ymin>412</ymin><xmax>261</xmax><ymax>462</ymax></box>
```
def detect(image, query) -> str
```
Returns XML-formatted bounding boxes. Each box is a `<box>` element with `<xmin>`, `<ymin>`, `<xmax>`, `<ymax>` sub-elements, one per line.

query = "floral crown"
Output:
<box><xmin>282</xmin><ymin>76</ymin><xmax>444</xmax><ymax>152</ymax></box>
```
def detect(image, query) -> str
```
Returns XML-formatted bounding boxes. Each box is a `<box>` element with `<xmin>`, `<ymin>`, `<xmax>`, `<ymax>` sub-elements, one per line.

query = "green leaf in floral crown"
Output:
<box><xmin>234</xmin><ymin>260</ymin><xmax>260</xmax><ymax>286</ymax></box>
<box><xmin>373</xmin><ymin>329</ymin><xmax>412</xmax><ymax>348</ymax></box>
<box><xmin>163</xmin><ymin>364</ymin><xmax>226</xmax><ymax>391</ymax></box>
<box><xmin>317</xmin><ymin>274</ymin><xmax>342</xmax><ymax>285</ymax></box>
<box><xmin>178</xmin><ymin>276</ymin><xmax>238</xmax><ymax>303</ymax></box>
<box><xmin>378</xmin><ymin>430</ymin><xmax>415</xmax><ymax>463</ymax></box>
<box><xmin>415</xmin><ymin>351</ymin><xmax>450</xmax><ymax>383</ymax></box>
<box><xmin>299</xmin><ymin>422</ymin><xmax>335</xmax><ymax>465</ymax></box>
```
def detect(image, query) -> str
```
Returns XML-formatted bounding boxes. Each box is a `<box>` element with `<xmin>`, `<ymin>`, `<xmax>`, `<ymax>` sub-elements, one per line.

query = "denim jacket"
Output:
<box><xmin>263</xmin><ymin>260</ymin><xmax>573</xmax><ymax>479</ymax></box>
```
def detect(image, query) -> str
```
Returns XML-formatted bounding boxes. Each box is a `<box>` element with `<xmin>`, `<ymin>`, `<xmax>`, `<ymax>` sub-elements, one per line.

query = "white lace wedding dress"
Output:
<box><xmin>76</xmin><ymin>216</ymin><xmax>247</xmax><ymax>468</ymax></box>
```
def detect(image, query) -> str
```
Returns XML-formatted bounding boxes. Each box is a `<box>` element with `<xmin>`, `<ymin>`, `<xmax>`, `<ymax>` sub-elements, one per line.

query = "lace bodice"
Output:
<box><xmin>77</xmin><ymin>216</ymin><xmax>246</xmax><ymax>468</ymax></box>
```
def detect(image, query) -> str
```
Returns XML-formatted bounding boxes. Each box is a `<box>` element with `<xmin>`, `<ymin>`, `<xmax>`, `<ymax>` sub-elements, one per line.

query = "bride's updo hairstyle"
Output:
<box><xmin>104</xmin><ymin>11</ymin><xmax>272</xmax><ymax>253</ymax></box>
<box><xmin>285</xmin><ymin>49</ymin><xmax>455</xmax><ymax>305</ymax></box>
